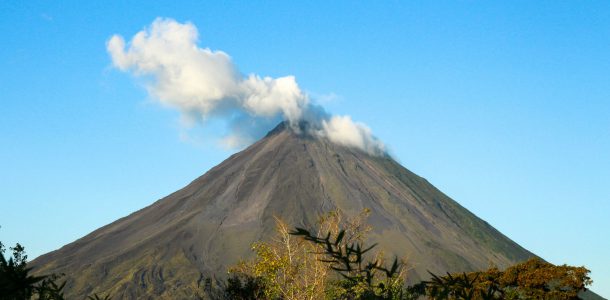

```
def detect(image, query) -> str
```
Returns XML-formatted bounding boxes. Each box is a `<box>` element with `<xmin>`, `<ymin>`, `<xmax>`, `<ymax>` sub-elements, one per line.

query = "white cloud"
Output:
<box><xmin>320</xmin><ymin>115</ymin><xmax>385</xmax><ymax>155</ymax></box>
<box><xmin>107</xmin><ymin>18</ymin><xmax>385</xmax><ymax>154</ymax></box>
<box><xmin>107</xmin><ymin>18</ymin><xmax>307</xmax><ymax>123</ymax></box>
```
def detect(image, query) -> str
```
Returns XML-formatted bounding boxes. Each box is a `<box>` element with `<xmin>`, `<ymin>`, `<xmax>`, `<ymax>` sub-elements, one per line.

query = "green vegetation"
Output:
<box><xmin>0</xmin><ymin>240</ymin><xmax>65</xmax><ymax>300</ymax></box>
<box><xmin>0</xmin><ymin>240</ymin><xmax>111</xmax><ymax>300</ymax></box>
<box><xmin>407</xmin><ymin>259</ymin><xmax>592</xmax><ymax>300</ymax></box>
<box><xmin>0</xmin><ymin>213</ymin><xmax>593</xmax><ymax>299</ymax></box>
<box><xmin>220</xmin><ymin>211</ymin><xmax>593</xmax><ymax>300</ymax></box>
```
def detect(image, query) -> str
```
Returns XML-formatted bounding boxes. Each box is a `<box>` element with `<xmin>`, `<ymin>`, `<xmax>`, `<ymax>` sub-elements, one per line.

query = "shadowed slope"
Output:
<box><xmin>31</xmin><ymin>122</ymin><xmax>534</xmax><ymax>299</ymax></box>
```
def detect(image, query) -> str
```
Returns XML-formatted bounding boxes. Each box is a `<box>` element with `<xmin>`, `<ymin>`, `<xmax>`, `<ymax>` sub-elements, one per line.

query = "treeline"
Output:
<box><xmin>204</xmin><ymin>211</ymin><xmax>592</xmax><ymax>300</ymax></box>
<box><xmin>0</xmin><ymin>211</ymin><xmax>593</xmax><ymax>299</ymax></box>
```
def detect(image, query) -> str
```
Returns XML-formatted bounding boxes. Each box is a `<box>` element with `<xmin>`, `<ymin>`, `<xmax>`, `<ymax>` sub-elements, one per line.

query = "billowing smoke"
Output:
<box><xmin>320</xmin><ymin>116</ymin><xmax>384</xmax><ymax>155</ymax></box>
<box><xmin>107</xmin><ymin>18</ymin><xmax>384</xmax><ymax>154</ymax></box>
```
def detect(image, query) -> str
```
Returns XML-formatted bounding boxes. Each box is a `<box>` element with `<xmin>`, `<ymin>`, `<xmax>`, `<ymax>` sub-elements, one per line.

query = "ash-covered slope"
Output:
<box><xmin>31</xmin><ymin>122</ymin><xmax>534</xmax><ymax>299</ymax></box>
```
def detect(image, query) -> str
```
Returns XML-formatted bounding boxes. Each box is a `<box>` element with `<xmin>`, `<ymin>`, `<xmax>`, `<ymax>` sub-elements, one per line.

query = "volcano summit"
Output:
<box><xmin>32</xmin><ymin>122</ymin><xmax>534</xmax><ymax>299</ymax></box>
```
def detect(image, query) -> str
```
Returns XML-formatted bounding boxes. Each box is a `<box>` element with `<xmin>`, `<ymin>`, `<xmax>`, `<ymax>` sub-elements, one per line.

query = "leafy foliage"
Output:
<box><xmin>501</xmin><ymin>257</ymin><xmax>591</xmax><ymax>299</ymax></box>
<box><xmin>86</xmin><ymin>293</ymin><xmax>113</xmax><ymax>300</ymax></box>
<box><xmin>290</xmin><ymin>227</ymin><xmax>408</xmax><ymax>300</ymax></box>
<box><xmin>411</xmin><ymin>258</ymin><xmax>592</xmax><ymax>300</ymax></box>
<box><xmin>0</xmin><ymin>236</ymin><xmax>111</xmax><ymax>300</ymax></box>
<box><xmin>222</xmin><ymin>210</ymin><xmax>593</xmax><ymax>300</ymax></box>
<box><xmin>0</xmin><ymin>241</ymin><xmax>48</xmax><ymax>300</ymax></box>
<box><xmin>223</xmin><ymin>273</ymin><xmax>268</xmax><ymax>300</ymax></box>
<box><xmin>228</xmin><ymin>216</ymin><xmax>333</xmax><ymax>300</ymax></box>
<box><xmin>35</xmin><ymin>274</ymin><xmax>67</xmax><ymax>300</ymax></box>
<box><xmin>224</xmin><ymin>209</ymin><xmax>407</xmax><ymax>299</ymax></box>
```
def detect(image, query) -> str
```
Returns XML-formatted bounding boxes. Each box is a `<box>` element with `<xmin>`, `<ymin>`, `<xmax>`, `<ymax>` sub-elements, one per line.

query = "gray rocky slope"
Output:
<box><xmin>32</xmin><ymin>122</ymin><xmax>534</xmax><ymax>299</ymax></box>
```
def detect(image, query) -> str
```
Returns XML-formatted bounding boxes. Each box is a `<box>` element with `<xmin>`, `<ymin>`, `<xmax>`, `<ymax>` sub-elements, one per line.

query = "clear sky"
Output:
<box><xmin>1</xmin><ymin>1</ymin><xmax>609</xmax><ymax>297</ymax></box>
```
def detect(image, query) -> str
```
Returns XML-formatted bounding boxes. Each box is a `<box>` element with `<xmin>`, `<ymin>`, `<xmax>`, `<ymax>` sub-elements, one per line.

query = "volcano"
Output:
<box><xmin>32</xmin><ymin>122</ymin><xmax>535</xmax><ymax>299</ymax></box>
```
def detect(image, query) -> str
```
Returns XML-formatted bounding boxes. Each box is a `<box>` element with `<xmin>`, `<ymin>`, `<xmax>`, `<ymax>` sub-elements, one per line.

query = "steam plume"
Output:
<box><xmin>107</xmin><ymin>18</ymin><xmax>384</xmax><ymax>154</ymax></box>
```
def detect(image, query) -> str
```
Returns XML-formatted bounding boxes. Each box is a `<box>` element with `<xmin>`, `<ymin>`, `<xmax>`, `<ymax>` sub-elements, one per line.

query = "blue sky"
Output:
<box><xmin>1</xmin><ymin>1</ymin><xmax>609</xmax><ymax>296</ymax></box>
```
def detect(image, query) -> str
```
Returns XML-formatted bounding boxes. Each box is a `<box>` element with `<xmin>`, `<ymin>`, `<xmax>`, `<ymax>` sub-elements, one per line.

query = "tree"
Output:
<box><xmin>229</xmin><ymin>217</ymin><xmax>331</xmax><ymax>300</ymax></box>
<box><xmin>0</xmin><ymin>241</ymin><xmax>47</xmax><ymax>300</ymax></box>
<box><xmin>227</xmin><ymin>209</ymin><xmax>381</xmax><ymax>300</ymax></box>
<box><xmin>500</xmin><ymin>257</ymin><xmax>591</xmax><ymax>300</ymax></box>
<box><xmin>290</xmin><ymin>227</ymin><xmax>408</xmax><ymax>299</ymax></box>
<box><xmin>414</xmin><ymin>258</ymin><xmax>592</xmax><ymax>300</ymax></box>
